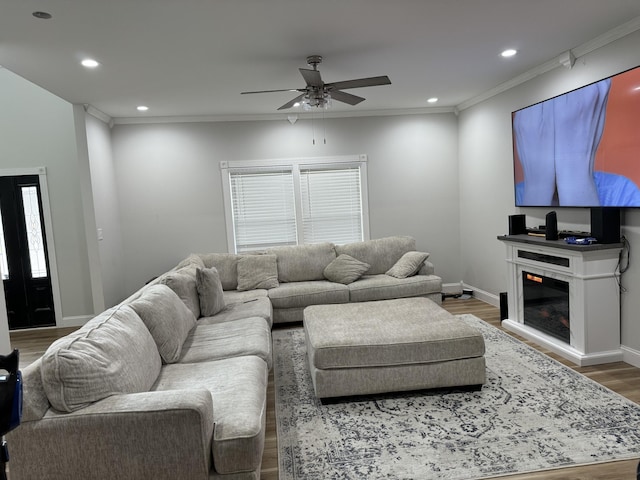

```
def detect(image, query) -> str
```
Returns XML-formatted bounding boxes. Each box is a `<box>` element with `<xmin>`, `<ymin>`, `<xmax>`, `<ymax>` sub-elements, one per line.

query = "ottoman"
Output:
<box><xmin>303</xmin><ymin>297</ymin><xmax>486</xmax><ymax>398</ymax></box>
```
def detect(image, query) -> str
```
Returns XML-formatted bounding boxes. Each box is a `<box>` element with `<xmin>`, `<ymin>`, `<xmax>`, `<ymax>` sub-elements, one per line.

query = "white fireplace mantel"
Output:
<box><xmin>498</xmin><ymin>235</ymin><xmax>623</xmax><ymax>366</ymax></box>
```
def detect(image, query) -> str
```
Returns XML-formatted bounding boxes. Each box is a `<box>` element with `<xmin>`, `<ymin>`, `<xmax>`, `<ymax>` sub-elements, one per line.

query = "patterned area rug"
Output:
<box><xmin>273</xmin><ymin>314</ymin><xmax>640</xmax><ymax>479</ymax></box>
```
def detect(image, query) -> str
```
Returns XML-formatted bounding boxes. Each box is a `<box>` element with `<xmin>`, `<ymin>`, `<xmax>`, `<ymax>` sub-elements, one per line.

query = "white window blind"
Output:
<box><xmin>222</xmin><ymin>155</ymin><xmax>369</xmax><ymax>253</ymax></box>
<box><xmin>230</xmin><ymin>169</ymin><xmax>297</xmax><ymax>252</ymax></box>
<box><xmin>300</xmin><ymin>166</ymin><xmax>363</xmax><ymax>245</ymax></box>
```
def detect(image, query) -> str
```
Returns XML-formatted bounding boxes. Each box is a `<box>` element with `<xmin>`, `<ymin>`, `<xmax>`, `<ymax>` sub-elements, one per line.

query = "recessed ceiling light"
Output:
<box><xmin>427</xmin><ymin>97</ymin><xmax>438</xmax><ymax>104</ymax></box>
<box><xmin>32</xmin><ymin>11</ymin><xmax>52</xmax><ymax>19</ymax></box>
<box><xmin>136</xmin><ymin>106</ymin><xmax>149</xmax><ymax>112</ymax></box>
<box><xmin>501</xmin><ymin>49</ymin><xmax>517</xmax><ymax>58</ymax></box>
<box><xmin>81</xmin><ymin>59</ymin><xmax>100</xmax><ymax>68</ymax></box>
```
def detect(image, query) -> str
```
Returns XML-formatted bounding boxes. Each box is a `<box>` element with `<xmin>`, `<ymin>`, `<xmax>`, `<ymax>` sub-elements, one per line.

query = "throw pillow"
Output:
<box><xmin>40</xmin><ymin>305</ymin><xmax>162</xmax><ymax>413</ymax></box>
<box><xmin>237</xmin><ymin>254</ymin><xmax>279</xmax><ymax>291</ymax></box>
<box><xmin>386</xmin><ymin>251</ymin><xmax>430</xmax><ymax>278</ymax></box>
<box><xmin>160</xmin><ymin>269</ymin><xmax>201</xmax><ymax>318</ymax></box>
<box><xmin>129</xmin><ymin>284</ymin><xmax>197</xmax><ymax>363</ymax></box>
<box><xmin>196</xmin><ymin>267</ymin><xmax>226</xmax><ymax>316</ymax></box>
<box><xmin>323</xmin><ymin>254</ymin><xmax>370</xmax><ymax>284</ymax></box>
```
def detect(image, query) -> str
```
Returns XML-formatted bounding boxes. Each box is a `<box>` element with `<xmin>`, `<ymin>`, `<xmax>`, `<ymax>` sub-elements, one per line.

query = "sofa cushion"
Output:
<box><xmin>41</xmin><ymin>305</ymin><xmax>162</xmax><ymax>413</ymax></box>
<box><xmin>199</xmin><ymin>297</ymin><xmax>273</xmax><ymax>328</ymax></box>
<box><xmin>237</xmin><ymin>254</ymin><xmax>279</xmax><ymax>291</ymax></box>
<box><xmin>200</xmin><ymin>253</ymin><xmax>240</xmax><ymax>291</ymax></box>
<box><xmin>196</xmin><ymin>267</ymin><xmax>226</xmax><ymax>316</ymax></box>
<box><xmin>153</xmin><ymin>356</ymin><xmax>268</xmax><ymax>475</ymax></box>
<box><xmin>161</xmin><ymin>269</ymin><xmax>201</xmax><ymax>318</ymax></box>
<box><xmin>179</xmin><ymin>317</ymin><xmax>272</xmax><ymax>369</ymax></box>
<box><xmin>129</xmin><ymin>284</ymin><xmax>197</xmax><ymax>363</ymax></box>
<box><xmin>268</xmin><ymin>242</ymin><xmax>336</xmax><ymax>282</ymax></box>
<box><xmin>347</xmin><ymin>274</ymin><xmax>442</xmax><ymax>303</ymax></box>
<box><xmin>268</xmin><ymin>280</ymin><xmax>349</xmax><ymax>309</ymax></box>
<box><xmin>386</xmin><ymin>251</ymin><xmax>430</xmax><ymax>278</ymax></box>
<box><xmin>335</xmin><ymin>235</ymin><xmax>416</xmax><ymax>275</ymax></box>
<box><xmin>222</xmin><ymin>289</ymin><xmax>268</xmax><ymax>304</ymax></box>
<box><xmin>323</xmin><ymin>254</ymin><xmax>370</xmax><ymax>284</ymax></box>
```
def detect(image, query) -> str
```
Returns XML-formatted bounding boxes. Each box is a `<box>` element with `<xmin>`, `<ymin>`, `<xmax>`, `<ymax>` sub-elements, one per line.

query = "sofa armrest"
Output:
<box><xmin>418</xmin><ymin>259</ymin><xmax>435</xmax><ymax>276</ymax></box>
<box><xmin>8</xmin><ymin>389</ymin><xmax>214</xmax><ymax>480</ymax></box>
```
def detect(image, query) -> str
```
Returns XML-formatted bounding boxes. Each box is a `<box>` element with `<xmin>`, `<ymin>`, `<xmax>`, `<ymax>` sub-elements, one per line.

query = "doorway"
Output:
<box><xmin>0</xmin><ymin>175</ymin><xmax>55</xmax><ymax>329</ymax></box>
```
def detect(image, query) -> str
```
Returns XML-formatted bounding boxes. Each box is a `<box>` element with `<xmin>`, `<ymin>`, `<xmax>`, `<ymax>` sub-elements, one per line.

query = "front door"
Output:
<box><xmin>0</xmin><ymin>175</ymin><xmax>55</xmax><ymax>329</ymax></box>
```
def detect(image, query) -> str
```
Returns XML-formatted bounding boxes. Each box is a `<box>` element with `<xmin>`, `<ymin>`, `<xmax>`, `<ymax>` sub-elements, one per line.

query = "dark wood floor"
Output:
<box><xmin>10</xmin><ymin>297</ymin><xmax>640</xmax><ymax>479</ymax></box>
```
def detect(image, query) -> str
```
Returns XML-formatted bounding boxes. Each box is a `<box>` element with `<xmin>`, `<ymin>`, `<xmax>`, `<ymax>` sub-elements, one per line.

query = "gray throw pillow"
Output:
<box><xmin>237</xmin><ymin>254</ymin><xmax>279</xmax><ymax>291</ymax></box>
<box><xmin>41</xmin><ymin>305</ymin><xmax>162</xmax><ymax>412</ymax></box>
<box><xmin>160</xmin><ymin>269</ymin><xmax>201</xmax><ymax>318</ymax></box>
<box><xmin>386</xmin><ymin>251</ymin><xmax>430</xmax><ymax>278</ymax></box>
<box><xmin>129</xmin><ymin>284</ymin><xmax>197</xmax><ymax>364</ymax></box>
<box><xmin>196</xmin><ymin>267</ymin><xmax>226</xmax><ymax>316</ymax></box>
<box><xmin>323</xmin><ymin>254</ymin><xmax>370</xmax><ymax>284</ymax></box>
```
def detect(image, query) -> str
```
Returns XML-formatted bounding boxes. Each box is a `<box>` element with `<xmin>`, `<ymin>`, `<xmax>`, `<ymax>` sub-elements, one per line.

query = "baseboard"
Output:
<box><xmin>462</xmin><ymin>284</ymin><xmax>499</xmax><ymax>307</ymax></box>
<box><xmin>60</xmin><ymin>315</ymin><xmax>92</xmax><ymax>328</ymax></box>
<box><xmin>621</xmin><ymin>345</ymin><xmax>640</xmax><ymax>368</ymax></box>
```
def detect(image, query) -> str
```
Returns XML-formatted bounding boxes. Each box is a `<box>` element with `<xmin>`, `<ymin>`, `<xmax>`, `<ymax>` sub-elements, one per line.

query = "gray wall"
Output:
<box><xmin>85</xmin><ymin>113</ymin><xmax>127</xmax><ymax>307</ymax></box>
<box><xmin>111</xmin><ymin>113</ymin><xmax>461</xmax><ymax>294</ymax></box>
<box><xmin>458</xmin><ymin>29</ymin><xmax>640</xmax><ymax>355</ymax></box>
<box><xmin>0</xmin><ymin>68</ymin><xmax>94</xmax><ymax>322</ymax></box>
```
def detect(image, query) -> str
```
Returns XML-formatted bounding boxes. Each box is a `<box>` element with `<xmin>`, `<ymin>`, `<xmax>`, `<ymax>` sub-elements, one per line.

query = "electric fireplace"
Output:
<box><xmin>498</xmin><ymin>235</ymin><xmax>622</xmax><ymax>366</ymax></box>
<box><xmin>522</xmin><ymin>272</ymin><xmax>569</xmax><ymax>343</ymax></box>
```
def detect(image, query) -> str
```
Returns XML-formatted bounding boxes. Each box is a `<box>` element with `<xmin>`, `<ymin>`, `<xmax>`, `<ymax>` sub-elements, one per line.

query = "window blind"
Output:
<box><xmin>230</xmin><ymin>169</ymin><xmax>297</xmax><ymax>252</ymax></box>
<box><xmin>300</xmin><ymin>166</ymin><xmax>363</xmax><ymax>245</ymax></box>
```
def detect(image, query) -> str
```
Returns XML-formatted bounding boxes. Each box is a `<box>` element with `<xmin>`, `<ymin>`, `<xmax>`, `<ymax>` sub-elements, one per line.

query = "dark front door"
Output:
<box><xmin>0</xmin><ymin>175</ymin><xmax>55</xmax><ymax>329</ymax></box>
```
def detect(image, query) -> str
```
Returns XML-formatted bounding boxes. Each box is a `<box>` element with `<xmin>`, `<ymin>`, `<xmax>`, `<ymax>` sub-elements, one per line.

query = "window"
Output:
<box><xmin>221</xmin><ymin>155</ymin><xmax>369</xmax><ymax>253</ymax></box>
<box><xmin>229</xmin><ymin>168</ymin><xmax>297</xmax><ymax>252</ymax></box>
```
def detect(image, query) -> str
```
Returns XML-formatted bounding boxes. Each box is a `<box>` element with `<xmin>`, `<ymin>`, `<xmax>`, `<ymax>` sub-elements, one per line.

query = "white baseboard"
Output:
<box><xmin>461</xmin><ymin>283</ymin><xmax>500</xmax><ymax>307</ymax></box>
<box><xmin>60</xmin><ymin>315</ymin><xmax>92</xmax><ymax>328</ymax></box>
<box><xmin>622</xmin><ymin>345</ymin><xmax>640</xmax><ymax>368</ymax></box>
<box><xmin>442</xmin><ymin>282</ymin><xmax>499</xmax><ymax>307</ymax></box>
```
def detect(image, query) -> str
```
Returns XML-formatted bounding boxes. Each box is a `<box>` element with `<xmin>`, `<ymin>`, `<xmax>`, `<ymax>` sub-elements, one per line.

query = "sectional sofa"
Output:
<box><xmin>7</xmin><ymin>236</ymin><xmax>441</xmax><ymax>479</ymax></box>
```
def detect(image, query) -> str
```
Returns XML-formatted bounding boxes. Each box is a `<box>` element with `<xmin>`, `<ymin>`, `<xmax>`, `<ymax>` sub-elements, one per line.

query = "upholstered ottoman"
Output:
<box><xmin>303</xmin><ymin>298</ymin><xmax>486</xmax><ymax>398</ymax></box>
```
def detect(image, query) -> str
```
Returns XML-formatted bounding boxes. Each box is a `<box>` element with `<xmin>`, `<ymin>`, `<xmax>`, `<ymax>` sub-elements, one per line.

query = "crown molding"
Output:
<box><xmin>83</xmin><ymin>104</ymin><xmax>113</xmax><ymax>126</ymax></box>
<box><xmin>111</xmin><ymin>106</ymin><xmax>456</xmax><ymax>125</ymax></box>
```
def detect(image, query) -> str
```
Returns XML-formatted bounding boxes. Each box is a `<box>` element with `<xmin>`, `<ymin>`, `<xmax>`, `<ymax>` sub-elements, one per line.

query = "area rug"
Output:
<box><xmin>273</xmin><ymin>314</ymin><xmax>640</xmax><ymax>479</ymax></box>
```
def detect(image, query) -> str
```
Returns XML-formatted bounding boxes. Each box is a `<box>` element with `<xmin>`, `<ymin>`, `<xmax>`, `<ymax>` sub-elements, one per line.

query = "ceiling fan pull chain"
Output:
<box><xmin>323</xmin><ymin>110</ymin><xmax>327</xmax><ymax>144</ymax></box>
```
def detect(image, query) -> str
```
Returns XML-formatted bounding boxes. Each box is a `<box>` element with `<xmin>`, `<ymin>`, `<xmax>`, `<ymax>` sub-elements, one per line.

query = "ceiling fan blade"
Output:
<box><xmin>330</xmin><ymin>90</ymin><xmax>366</xmax><ymax>106</ymax></box>
<box><xmin>326</xmin><ymin>75</ymin><xmax>391</xmax><ymax>91</ymax></box>
<box><xmin>277</xmin><ymin>93</ymin><xmax>306</xmax><ymax>110</ymax></box>
<box><xmin>299</xmin><ymin>68</ymin><xmax>323</xmax><ymax>87</ymax></box>
<box><xmin>241</xmin><ymin>88</ymin><xmax>301</xmax><ymax>95</ymax></box>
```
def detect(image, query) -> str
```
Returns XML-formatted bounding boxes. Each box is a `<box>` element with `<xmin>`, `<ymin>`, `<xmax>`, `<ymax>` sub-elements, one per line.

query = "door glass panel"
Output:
<box><xmin>21</xmin><ymin>186</ymin><xmax>48</xmax><ymax>278</ymax></box>
<box><xmin>0</xmin><ymin>209</ymin><xmax>8</xmax><ymax>280</ymax></box>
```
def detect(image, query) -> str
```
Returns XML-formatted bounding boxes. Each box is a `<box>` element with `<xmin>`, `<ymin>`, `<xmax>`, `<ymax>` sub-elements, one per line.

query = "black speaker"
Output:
<box><xmin>545</xmin><ymin>211</ymin><xmax>558</xmax><ymax>241</ymax></box>
<box><xmin>499</xmin><ymin>292</ymin><xmax>508</xmax><ymax>320</ymax></box>
<box><xmin>508</xmin><ymin>214</ymin><xmax>526</xmax><ymax>235</ymax></box>
<box><xmin>590</xmin><ymin>207</ymin><xmax>620</xmax><ymax>244</ymax></box>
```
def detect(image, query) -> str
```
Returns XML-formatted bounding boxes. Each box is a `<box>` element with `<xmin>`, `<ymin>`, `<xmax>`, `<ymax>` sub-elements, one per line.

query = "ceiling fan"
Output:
<box><xmin>241</xmin><ymin>55</ymin><xmax>392</xmax><ymax>111</ymax></box>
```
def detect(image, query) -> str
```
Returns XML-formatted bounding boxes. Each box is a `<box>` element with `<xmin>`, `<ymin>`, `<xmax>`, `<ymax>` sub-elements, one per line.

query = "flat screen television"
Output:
<box><xmin>512</xmin><ymin>65</ymin><xmax>640</xmax><ymax>207</ymax></box>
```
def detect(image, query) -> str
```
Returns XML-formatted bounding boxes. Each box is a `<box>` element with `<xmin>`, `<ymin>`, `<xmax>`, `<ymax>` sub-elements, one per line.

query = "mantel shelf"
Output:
<box><xmin>497</xmin><ymin>234</ymin><xmax>623</xmax><ymax>252</ymax></box>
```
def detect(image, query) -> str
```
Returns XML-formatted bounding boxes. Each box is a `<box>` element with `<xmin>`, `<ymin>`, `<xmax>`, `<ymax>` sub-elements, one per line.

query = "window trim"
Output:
<box><xmin>220</xmin><ymin>154</ymin><xmax>370</xmax><ymax>253</ymax></box>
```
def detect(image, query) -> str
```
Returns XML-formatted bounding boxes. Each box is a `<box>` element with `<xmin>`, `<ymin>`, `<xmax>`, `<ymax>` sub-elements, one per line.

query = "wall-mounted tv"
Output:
<box><xmin>512</xmin><ymin>65</ymin><xmax>640</xmax><ymax>207</ymax></box>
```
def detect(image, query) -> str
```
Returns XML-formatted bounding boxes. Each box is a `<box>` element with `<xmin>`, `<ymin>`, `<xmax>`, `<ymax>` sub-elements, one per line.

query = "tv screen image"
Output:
<box><xmin>512</xmin><ymin>65</ymin><xmax>640</xmax><ymax>207</ymax></box>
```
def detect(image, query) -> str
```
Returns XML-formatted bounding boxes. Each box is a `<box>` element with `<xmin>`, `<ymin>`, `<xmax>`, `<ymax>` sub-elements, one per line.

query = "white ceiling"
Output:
<box><xmin>2</xmin><ymin>0</ymin><xmax>640</xmax><ymax>121</ymax></box>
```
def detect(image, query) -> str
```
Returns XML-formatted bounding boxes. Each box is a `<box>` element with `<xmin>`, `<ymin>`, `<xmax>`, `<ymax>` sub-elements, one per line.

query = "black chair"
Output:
<box><xmin>0</xmin><ymin>350</ymin><xmax>22</xmax><ymax>480</ymax></box>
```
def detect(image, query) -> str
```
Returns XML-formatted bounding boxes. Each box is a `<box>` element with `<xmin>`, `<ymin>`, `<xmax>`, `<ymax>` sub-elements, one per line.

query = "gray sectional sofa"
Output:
<box><xmin>8</xmin><ymin>235</ymin><xmax>441</xmax><ymax>479</ymax></box>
